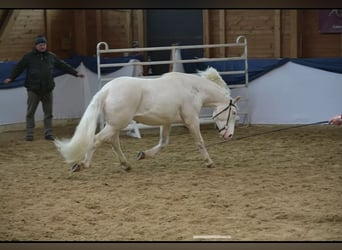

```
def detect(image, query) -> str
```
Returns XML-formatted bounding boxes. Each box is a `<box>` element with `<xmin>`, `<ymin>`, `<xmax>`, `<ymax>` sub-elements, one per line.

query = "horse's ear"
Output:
<box><xmin>233</xmin><ymin>96</ymin><xmax>241</xmax><ymax>104</ymax></box>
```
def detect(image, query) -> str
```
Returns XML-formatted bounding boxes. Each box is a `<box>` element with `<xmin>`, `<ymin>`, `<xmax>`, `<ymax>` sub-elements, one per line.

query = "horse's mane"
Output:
<box><xmin>198</xmin><ymin>67</ymin><xmax>231</xmax><ymax>96</ymax></box>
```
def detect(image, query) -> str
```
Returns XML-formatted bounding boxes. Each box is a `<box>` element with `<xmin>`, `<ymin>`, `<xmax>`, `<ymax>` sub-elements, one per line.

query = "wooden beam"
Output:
<box><xmin>95</xmin><ymin>10</ymin><xmax>102</xmax><ymax>42</ymax></box>
<box><xmin>45</xmin><ymin>10</ymin><xmax>54</xmax><ymax>49</ymax></box>
<box><xmin>289</xmin><ymin>10</ymin><xmax>299</xmax><ymax>58</ymax></box>
<box><xmin>136</xmin><ymin>10</ymin><xmax>144</xmax><ymax>48</ymax></box>
<box><xmin>203</xmin><ymin>9</ymin><xmax>210</xmax><ymax>57</ymax></box>
<box><xmin>126</xmin><ymin>10</ymin><xmax>132</xmax><ymax>48</ymax></box>
<box><xmin>218</xmin><ymin>10</ymin><xmax>226</xmax><ymax>57</ymax></box>
<box><xmin>274</xmin><ymin>10</ymin><xmax>281</xmax><ymax>58</ymax></box>
<box><xmin>0</xmin><ymin>10</ymin><xmax>20</xmax><ymax>46</ymax></box>
<box><xmin>74</xmin><ymin>10</ymin><xmax>87</xmax><ymax>55</ymax></box>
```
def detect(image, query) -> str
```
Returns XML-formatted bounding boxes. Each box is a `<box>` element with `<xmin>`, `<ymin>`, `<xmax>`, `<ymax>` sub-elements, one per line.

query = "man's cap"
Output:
<box><xmin>35</xmin><ymin>35</ymin><xmax>47</xmax><ymax>45</ymax></box>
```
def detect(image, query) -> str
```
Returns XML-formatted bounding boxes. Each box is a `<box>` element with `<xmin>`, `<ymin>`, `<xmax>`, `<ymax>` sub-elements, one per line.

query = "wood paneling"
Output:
<box><xmin>0</xmin><ymin>9</ymin><xmax>341</xmax><ymax>61</ymax></box>
<box><xmin>45</xmin><ymin>10</ymin><xmax>74</xmax><ymax>59</ymax></box>
<box><xmin>274</xmin><ymin>10</ymin><xmax>281</xmax><ymax>58</ymax></box>
<box><xmin>74</xmin><ymin>10</ymin><xmax>87</xmax><ymax>56</ymax></box>
<box><xmin>101</xmin><ymin>10</ymin><xmax>131</xmax><ymax>51</ymax></box>
<box><xmin>301</xmin><ymin>10</ymin><xmax>341</xmax><ymax>58</ymax></box>
<box><xmin>0</xmin><ymin>10</ymin><xmax>45</xmax><ymax>61</ymax></box>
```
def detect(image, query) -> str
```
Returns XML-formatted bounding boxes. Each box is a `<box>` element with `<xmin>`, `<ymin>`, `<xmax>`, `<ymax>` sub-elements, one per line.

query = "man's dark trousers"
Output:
<box><xmin>26</xmin><ymin>91</ymin><xmax>53</xmax><ymax>138</ymax></box>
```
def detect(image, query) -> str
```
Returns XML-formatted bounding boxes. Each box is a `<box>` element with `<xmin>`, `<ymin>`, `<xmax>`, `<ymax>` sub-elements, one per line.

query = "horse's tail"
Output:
<box><xmin>54</xmin><ymin>89</ymin><xmax>106</xmax><ymax>164</ymax></box>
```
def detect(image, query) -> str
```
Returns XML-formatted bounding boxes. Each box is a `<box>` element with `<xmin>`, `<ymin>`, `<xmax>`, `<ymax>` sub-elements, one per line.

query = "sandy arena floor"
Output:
<box><xmin>0</xmin><ymin>124</ymin><xmax>341</xmax><ymax>241</ymax></box>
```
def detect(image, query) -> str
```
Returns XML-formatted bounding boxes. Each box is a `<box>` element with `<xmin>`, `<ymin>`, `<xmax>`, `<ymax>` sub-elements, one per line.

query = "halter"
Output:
<box><xmin>212</xmin><ymin>99</ymin><xmax>237</xmax><ymax>133</ymax></box>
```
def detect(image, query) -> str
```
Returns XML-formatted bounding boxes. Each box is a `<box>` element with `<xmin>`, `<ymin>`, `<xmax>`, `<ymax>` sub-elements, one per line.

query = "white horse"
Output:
<box><xmin>54</xmin><ymin>67</ymin><xmax>240</xmax><ymax>171</ymax></box>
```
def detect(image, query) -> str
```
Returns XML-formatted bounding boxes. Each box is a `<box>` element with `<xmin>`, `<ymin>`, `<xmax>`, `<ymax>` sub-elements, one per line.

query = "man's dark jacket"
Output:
<box><xmin>9</xmin><ymin>49</ymin><xmax>78</xmax><ymax>95</ymax></box>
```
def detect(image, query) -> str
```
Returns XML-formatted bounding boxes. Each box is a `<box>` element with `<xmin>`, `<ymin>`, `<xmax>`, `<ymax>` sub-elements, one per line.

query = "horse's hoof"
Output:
<box><xmin>206</xmin><ymin>162</ymin><xmax>215</xmax><ymax>168</ymax></box>
<box><xmin>71</xmin><ymin>163</ymin><xmax>81</xmax><ymax>172</ymax></box>
<box><xmin>136</xmin><ymin>151</ymin><xmax>145</xmax><ymax>160</ymax></box>
<box><xmin>123</xmin><ymin>165</ymin><xmax>132</xmax><ymax>172</ymax></box>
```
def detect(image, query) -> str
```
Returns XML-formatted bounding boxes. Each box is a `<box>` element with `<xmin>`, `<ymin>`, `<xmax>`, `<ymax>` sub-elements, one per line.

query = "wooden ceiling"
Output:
<box><xmin>0</xmin><ymin>10</ymin><xmax>9</xmax><ymax>29</ymax></box>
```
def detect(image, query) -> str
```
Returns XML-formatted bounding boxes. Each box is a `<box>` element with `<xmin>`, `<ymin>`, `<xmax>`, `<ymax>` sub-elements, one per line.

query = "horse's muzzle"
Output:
<box><xmin>221</xmin><ymin>127</ymin><xmax>234</xmax><ymax>140</ymax></box>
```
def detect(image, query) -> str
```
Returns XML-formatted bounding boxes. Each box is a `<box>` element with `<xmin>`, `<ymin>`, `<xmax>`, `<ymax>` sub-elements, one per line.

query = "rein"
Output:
<box><xmin>233</xmin><ymin>120</ymin><xmax>329</xmax><ymax>141</ymax></box>
<box><xmin>206</xmin><ymin>120</ymin><xmax>329</xmax><ymax>147</ymax></box>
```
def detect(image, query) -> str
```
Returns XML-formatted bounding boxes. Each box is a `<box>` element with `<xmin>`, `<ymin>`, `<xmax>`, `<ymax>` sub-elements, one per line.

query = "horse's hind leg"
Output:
<box><xmin>137</xmin><ymin>124</ymin><xmax>171</xmax><ymax>160</ymax></box>
<box><xmin>110</xmin><ymin>132</ymin><xmax>131</xmax><ymax>171</ymax></box>
<box><xmin>78</xmin><ymin>125</ymin><xmax>117</xmax><ymax>170</ymax></box>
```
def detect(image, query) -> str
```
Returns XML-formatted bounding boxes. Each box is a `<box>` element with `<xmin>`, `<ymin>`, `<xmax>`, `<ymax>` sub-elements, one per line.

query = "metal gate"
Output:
<box><xmin>96</xmin><ymin>35</ymin><xmax>249</xmax><ymax>135</ymax></box>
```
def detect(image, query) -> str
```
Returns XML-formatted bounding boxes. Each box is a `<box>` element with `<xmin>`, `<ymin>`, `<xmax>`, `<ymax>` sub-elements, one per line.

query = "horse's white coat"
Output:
<box><xmin>54</xmin><ymin>67</ymin><xmax>240</xmax><ymax>170</ymax></box>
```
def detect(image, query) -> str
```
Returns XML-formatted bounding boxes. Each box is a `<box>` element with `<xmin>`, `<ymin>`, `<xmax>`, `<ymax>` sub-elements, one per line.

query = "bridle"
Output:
<box><xmin>212</xmin><ymin>99</ymin><xmax>237</xmax><ymax>133</ymax></box>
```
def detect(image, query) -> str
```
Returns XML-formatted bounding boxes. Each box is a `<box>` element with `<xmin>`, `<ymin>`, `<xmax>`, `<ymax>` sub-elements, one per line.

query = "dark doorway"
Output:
<box><xmin>145</xmin><ymin>9</ymin><xmax>204</xmax><ymax>75</ymax></box>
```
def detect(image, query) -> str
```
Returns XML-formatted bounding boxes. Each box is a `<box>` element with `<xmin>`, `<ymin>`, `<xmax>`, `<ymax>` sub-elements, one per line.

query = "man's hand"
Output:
<box><xmin>3</xmin><ymin>78</ymin><xmax>12</xmax><ymax>84</ymax></box>
<box><xmin>329</xmin><ymin>114</ymin><xmax>342</xmax><ymax>126</ymax></box>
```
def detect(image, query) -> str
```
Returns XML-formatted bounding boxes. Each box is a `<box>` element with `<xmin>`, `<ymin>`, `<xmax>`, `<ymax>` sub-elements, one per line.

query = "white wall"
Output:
<box><xmin>242</xmin><ymin>62</ymin><xmax>342</xmax><ymax>124</ymax></box>
<box><xmin>1</xmin><ymin>61</ymin><xmax>341</xmax><ymax>128</ymax></box>
<box><xmin>0</xmin><ymin>63</ymin><xmax>138</xmax><ymax>126</ymax></box>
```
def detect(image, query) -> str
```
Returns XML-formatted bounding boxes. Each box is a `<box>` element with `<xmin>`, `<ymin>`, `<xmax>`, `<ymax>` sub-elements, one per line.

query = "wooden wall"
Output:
<box><xmin>0</xmin><ymin>9</ymin><xmax>341</xmax><ymax>61</ymax></box>
<box><xmin>205</xmin><ymin>10</ymin><xmax>280</xmax><ymax>58</ymax></box>
<box><xmin>301</xmin><ymin>10</ymin><xmax>342</xmax><ymax>57</ymax></box>
<box><xmin>0</xmin><ymin>10</ymin><xmax>46</xmax><ymax>60</ymax></box>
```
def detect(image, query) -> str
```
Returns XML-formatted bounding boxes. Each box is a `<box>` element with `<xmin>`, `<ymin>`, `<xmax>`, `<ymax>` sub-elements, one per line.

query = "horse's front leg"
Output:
<box><xmin>185</xmin><ymin>119</ymin><xmax>214</xmax><ymax>168</ymax></box>
<box><xmin>137</xmin><ymin>124</ymin><xmax>171</xmax><ymax>160</ymax></box>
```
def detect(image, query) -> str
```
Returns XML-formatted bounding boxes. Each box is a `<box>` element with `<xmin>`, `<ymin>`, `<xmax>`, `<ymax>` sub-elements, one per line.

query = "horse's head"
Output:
<box><xmin>212</xmin><ymin>96</ymin><xmax>241</xmax><ymax>140</ymax></box>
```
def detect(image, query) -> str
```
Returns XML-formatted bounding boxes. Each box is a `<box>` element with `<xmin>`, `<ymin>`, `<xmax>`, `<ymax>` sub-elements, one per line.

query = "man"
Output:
<box><xmin>4</xmin><ymin>35</ymin><xmax>84</xmax><ymax>141</ymax></box>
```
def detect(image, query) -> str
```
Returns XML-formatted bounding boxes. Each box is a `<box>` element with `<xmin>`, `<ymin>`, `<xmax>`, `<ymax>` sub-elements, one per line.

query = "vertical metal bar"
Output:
<box><xmin>96</xmin><ymin>42</ymin><xmax>108</xmax><ymax>129</ymax></box>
